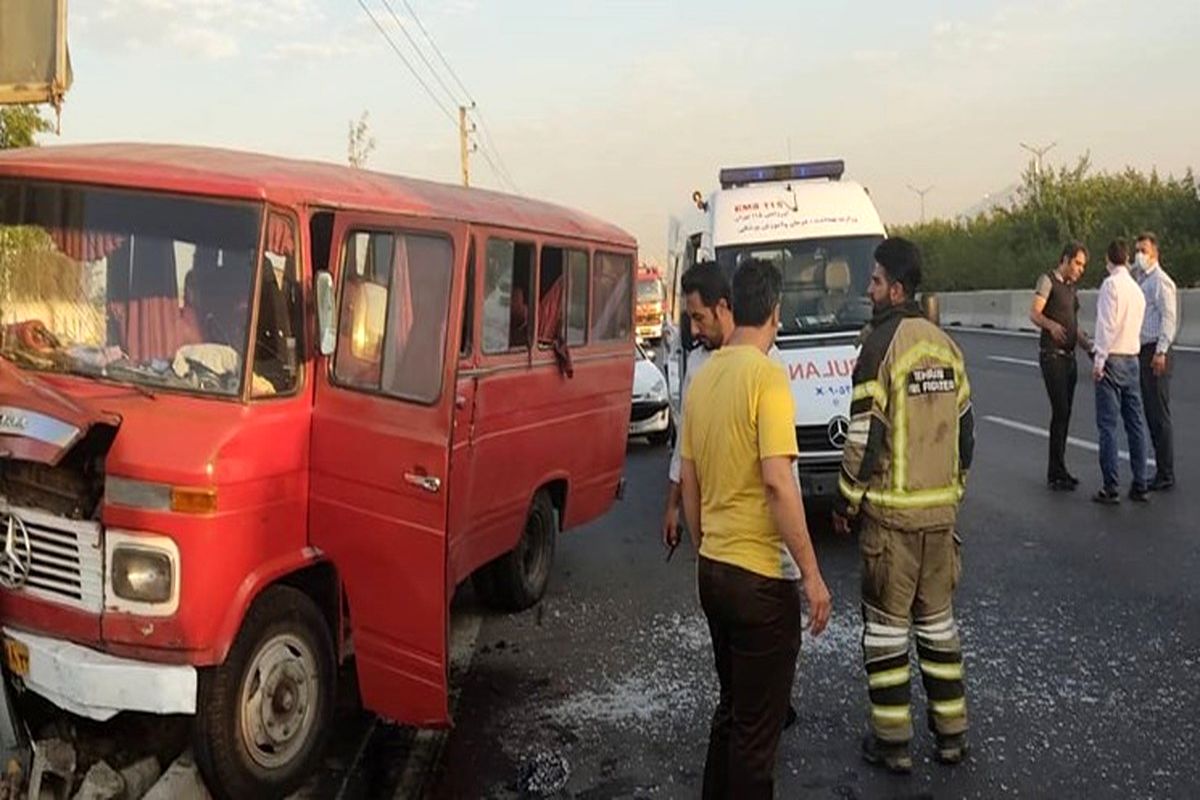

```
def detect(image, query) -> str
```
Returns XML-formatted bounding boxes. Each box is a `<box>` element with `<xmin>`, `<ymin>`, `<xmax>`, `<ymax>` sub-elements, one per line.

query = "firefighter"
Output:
<box><xmin>832</xmin><ymin>237</ymin><xmax>975</xmax><ymax>774</ymax></box>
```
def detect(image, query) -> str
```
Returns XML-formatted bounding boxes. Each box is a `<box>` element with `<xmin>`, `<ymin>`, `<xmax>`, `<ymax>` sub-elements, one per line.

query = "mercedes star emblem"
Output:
<box><xmin>0</xmin><ymin>511</ymin><xmax>33</xmax><ymax>590</ymax></box>
<box><xmin>827</xmin><ymin>416</ymin><xmax>850</xmax><ymax>449</ymax></box>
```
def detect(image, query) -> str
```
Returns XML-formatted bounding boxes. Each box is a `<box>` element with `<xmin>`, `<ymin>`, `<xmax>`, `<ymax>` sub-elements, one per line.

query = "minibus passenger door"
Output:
<box><xmin>309</xmin><ymin>216</ymin><xmax>465</xmax><ymax>726</ymax></box>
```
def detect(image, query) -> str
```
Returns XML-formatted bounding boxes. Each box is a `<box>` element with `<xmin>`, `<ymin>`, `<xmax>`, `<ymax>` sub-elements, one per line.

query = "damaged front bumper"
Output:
<box><xmin>3</xmin><ymin>627</ymin><xmax>196</xmax><ymax>721</ymax></box>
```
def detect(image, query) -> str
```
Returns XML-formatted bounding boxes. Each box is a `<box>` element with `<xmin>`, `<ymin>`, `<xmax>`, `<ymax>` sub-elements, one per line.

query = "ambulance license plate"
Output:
<box><xmin>4</xmin><ymin>638</ymin><xmax>29</xmax><ymax>677</ymax></box>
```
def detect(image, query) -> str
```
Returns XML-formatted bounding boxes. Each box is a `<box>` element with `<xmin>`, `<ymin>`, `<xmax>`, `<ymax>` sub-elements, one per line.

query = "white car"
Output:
<box><xmin>629</xmin><ymin>343</ymin><xmax>673</xmax><ymax>446</ymax></box>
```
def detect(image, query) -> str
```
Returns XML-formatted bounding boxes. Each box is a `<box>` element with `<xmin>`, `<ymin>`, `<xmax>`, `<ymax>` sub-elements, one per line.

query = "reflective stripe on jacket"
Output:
<box><xmin>837</xmin><ymin>301</ymin><xmax>975</xmax><ymax>530</ymax></box>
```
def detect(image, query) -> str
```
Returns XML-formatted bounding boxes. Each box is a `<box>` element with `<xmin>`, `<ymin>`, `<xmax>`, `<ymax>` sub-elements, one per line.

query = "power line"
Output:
<box><xmin>475</xmin><ymin>141</ymin><xmax>519</xmax><ymax>194</ymax></box>
<box><xmin>356</xmin><ymin>0</ymin><xmax>457</xmax><ymax>128</ymax></box>
<box><xmin>377</xmin><ymin>0</ymin><xmax>461</xmax><ymax>110</ymax></box>
<box><xmin>399</xmin><ymin>0</ymin><xmax>476</xmax><ymax>103</ymax></box>
<box><xmin>397</xmin><ymin>0</ymin><xmax>522</xmax><ymax>193</ymax></box>
<box><xmin>471</xmin><ymin>107</ymin><xmax>519</xmax><ymax>192</ymax></box>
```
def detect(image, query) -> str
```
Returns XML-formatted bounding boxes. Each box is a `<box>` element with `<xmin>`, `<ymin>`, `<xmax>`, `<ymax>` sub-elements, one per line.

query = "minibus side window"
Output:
<box><xmin>536</xmin><ymin>245</ymin><xmax>565</xmax><ymax>347</ymax></box>
<box><xmin>333</xmin><ymin>229</ymin><xmax>454</xmax><ymax>403</ymax></box>
<box><xmin>481</xmin><ymin>238</ymin><xmax>534</xmax><ymax>354</ymax></box>
<box><xmin>566</xmin><ymin>250</ymin><xmax>589</xmax><ymax>347</ymax></box>
<box><xmin>591</xmin><ymin>252</ymin><xmax>633</xmax><ymax>341</ymax></box>
<box><xmin>460</xmin><ymin>238</ymin><xmax>474</xmax><ymax>358</ymax></box>
<box><xmin>251</xmin><ymin>212</ymin><xmax>303</xmax><ymax>397</ymax></box>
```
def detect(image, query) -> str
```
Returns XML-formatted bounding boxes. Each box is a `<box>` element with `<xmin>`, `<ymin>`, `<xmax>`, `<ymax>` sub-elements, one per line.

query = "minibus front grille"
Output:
<box><xmin>1</xmin><ymin>503</ymin><xmax>103</xmax><ymax>614</ymax></box>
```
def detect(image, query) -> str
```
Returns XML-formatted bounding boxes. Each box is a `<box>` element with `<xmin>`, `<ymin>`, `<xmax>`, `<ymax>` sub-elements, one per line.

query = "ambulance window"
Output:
<box><xmin>591</xmin><ymin>252</ymin><xmax>632</xmax><ymax>341</ymax></box>
<box><xmin>536</xmin><ymin>246</ymin><xmax>565</xmax><ymax>346</ymax></box>
<box><xmin>251</xmin><ymin>212</ymin><xmax>303</xmax><ymax>398</ymax></box>
<box><xmin>482</xmin><ymin>238</ymin><xmax>535</xmax><ymax>354</ymax></box>
<box><xmin>334</xmin><ymin>229</ymin><xmax>453</xmax><ymax>403</ymax></box>
<box><xmin>566</xmin><ymin>250</ymin><xmax>589</xmax><ymax>346</ymax></box>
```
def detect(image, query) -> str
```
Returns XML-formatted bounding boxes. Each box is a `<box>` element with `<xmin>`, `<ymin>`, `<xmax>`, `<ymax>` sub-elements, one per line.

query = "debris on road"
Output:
<box><xmin>71</xmin><ymin>761</ymin><xmax>122</xmax><ymax>800</ymax></box>
<box><xmin>28</xmin><ymin>738</ymin><xmax>76</xmax><ymax>800</ymax></box>
<box><xmin>516</xmin><ymin>751</ymin><xmax>570</xmax><ymax>797</ymax></box>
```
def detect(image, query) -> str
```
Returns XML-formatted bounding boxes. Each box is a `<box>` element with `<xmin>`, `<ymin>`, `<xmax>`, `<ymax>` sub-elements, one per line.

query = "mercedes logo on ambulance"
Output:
<box><xmin>0</xmin><ymin>511</ymin><xmax>33</xmax><ymax>590</ymax></box>
<box><xmin>827</xmin><ymin>416</ymin><xmax>850</xmax><ymax>449</ymax></box>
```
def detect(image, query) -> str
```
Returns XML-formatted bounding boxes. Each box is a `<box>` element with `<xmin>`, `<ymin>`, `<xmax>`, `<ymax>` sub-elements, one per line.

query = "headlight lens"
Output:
<box><xmin>111</xmin><ymin>547</ymin><xmax>174</xmax><ymax>604</ymax></box>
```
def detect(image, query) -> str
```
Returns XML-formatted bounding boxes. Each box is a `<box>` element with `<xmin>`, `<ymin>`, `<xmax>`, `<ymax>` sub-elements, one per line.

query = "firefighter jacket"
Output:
<box><xmin>836</xmin><ymin>301</ymin><xmax>975</xmax><ymax>530</ymax></box>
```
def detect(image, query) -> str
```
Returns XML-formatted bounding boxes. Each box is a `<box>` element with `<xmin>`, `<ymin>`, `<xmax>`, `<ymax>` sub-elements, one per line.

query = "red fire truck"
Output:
<box><xmin>635</xmin><ymin>264</ymin><xmax>666</xmax><ymax>344</ymax></box>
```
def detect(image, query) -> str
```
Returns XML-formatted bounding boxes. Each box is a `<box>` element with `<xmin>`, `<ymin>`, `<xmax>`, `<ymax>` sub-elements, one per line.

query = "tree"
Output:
<box><xmin>896</xmin><ymin>156</ymin><xmax>1200</xmax><ymax>290</ymax></box>
<box><xmin>0</xmin><ymin>105</ymin><xmax>53</xmax><ymax>149</ymax></box>
<box><xmin>347</xmin><ymin>111</ymin><xmax>376</xmax><ymax>169</ymax></box>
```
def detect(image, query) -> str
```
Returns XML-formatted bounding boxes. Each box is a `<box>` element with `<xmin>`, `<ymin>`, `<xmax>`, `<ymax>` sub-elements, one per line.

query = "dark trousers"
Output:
<box><xmin>698</xmin><ymin>556</ymin><xmax>802</xmax><ymax>800</ymax></box>
<box><xmin>1039</xmin><ymin>351</ymin><xmax>1078</xmax><ymax>481</ymax></box>
<box><xmin>1139</xmin><ymin>344</ymin><xmax>1174</xmax><ymax>481</ymax></box>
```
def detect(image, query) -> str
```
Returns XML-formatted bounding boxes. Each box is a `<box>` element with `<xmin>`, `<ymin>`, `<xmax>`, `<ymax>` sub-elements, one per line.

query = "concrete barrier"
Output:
<box><xmin>938</xmin><ymin>288</ymin><xmax>1199</xmax><ymax>347</ymax></box>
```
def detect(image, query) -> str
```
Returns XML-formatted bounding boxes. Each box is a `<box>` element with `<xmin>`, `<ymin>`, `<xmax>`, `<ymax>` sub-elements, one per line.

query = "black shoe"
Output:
<box><xmin>1065</xmin><ymin>474</ymin><xmax>1081</xmax><ymax>487</ymax></box>
<box><xmin>1149</xmin><ymin>476</ymin><xmax>1175</xmax><ymax>492</ymax></box>
<box><xmin>1092</xmin><ymin>488</ymin><xmax>1120</xmax><ymax>505</ymax></box>
<box><xmin>1129</xmin><ymin>486</ymin><xmax>1151</xmax><ymax>503</ymax></box>
<box><xmin>784</xmin><ymin>703</ymin><xmax>798</xmax><ymax>730</ymax></box>
<box><xmin>861</xmin><ymin>733</ymin><xmax>912</xmax><ymax>774</ymax></box>
<box><xmin>935</xmin><ymin>734</ymin><xmax>970</xmax><ymax>765</ymax></box>
<box><xmin>1048</xmin><ymin>478</ymin><xmax>1076</xmax><ymax>492</ymax></box>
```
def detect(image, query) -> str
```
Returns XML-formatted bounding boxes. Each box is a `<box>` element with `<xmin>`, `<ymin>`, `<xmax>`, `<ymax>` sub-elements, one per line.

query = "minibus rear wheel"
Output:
<box><xmin>193</xmin><ymin>585</ymin><xmax>336</xmax><ymax>800</ymax></box>
<box><xmin>474</xmin><ymin>490</ymin><xmax>557</xmax><ymax>611</ymax></box>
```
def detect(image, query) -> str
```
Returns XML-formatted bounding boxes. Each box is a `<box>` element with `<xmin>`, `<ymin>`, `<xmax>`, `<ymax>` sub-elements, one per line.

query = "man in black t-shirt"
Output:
<box><xmin>1028</xmin><ymin>242</ymin><xmax>1094</xmax><ymax>490</ymax></box>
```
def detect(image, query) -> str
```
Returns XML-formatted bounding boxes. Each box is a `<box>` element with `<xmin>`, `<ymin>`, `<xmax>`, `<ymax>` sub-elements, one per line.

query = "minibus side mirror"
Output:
<box><xmin>316</xmin><ymin>270</ymin><xmax>336</xmax><ymax>356</ymax></box>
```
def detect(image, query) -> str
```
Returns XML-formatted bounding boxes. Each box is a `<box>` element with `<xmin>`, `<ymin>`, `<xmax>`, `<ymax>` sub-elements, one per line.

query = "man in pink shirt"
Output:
<box><xmin>1091</xmin><ymin>239</ymin><xmax>1150</xmax><ymax>504</ymax></box>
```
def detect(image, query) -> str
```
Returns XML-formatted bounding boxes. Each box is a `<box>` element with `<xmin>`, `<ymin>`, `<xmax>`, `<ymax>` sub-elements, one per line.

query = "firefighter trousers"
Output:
<box><xmin>859</xmin><ymin>518</ymin><xmax>967</xmax><ymax>744</ymax></box>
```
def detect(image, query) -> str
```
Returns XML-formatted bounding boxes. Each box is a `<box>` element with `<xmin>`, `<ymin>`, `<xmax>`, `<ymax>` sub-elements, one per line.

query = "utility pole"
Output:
<box><xmin>458</xmin><ymin>106</ymin><xmax>470</xmax><ymax>187</ymax></box>
<box><xmin>907</xmin><ymin>184</ymin><xmax>934</xmax><ymax>224</ymax></box>
<box><xmin>1019</xmin><ymin>140</ymin><xmax>1057</xmax><ymax>177</ymax></box>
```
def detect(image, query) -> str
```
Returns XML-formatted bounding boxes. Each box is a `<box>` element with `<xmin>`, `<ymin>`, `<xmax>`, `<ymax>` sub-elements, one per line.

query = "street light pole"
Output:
<box><xmin>907</xmin><ymin>184</ymin><xmax>934</xmax><ymax>224</ymax></box>
<box><xmin>1019</xmin><ymin>140</ymin><xmax>1057</xmax><ymax>177</ymax></box>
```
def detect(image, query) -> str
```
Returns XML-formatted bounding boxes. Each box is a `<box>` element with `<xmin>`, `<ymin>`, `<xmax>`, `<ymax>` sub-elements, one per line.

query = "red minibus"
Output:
<box><xmin>0</xmin><ymin>144</ymin><xmax>635</xmax><ymax>797</ymax></box>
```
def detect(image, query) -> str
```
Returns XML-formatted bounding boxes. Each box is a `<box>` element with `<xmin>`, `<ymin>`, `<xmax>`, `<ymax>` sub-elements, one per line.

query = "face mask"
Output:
<box><xmin>1134</xmin><ymin>252</ymin><xmax>1150</xmax><ymax>269</ymax></box>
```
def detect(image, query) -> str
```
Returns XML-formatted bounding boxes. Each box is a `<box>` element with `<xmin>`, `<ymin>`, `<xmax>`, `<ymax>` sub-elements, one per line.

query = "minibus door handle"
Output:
<box><xmin>404</xmin><ymin>472</ymin><xmax>442</xmax><ymax>494</ymax></box>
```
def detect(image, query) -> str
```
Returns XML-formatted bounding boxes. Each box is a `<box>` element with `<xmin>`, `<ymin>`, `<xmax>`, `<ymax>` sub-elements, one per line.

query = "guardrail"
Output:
<box><xmin>937</xmin><ymin>288</ymin><xmax>1199</xmax><ymax>347</ymax></box>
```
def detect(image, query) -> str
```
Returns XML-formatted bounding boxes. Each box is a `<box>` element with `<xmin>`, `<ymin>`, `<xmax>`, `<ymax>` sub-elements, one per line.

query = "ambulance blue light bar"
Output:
<box><xmin>719</xmin><ymin>159</ymin><xmax>845</xmax><ymax>189</ymax></box>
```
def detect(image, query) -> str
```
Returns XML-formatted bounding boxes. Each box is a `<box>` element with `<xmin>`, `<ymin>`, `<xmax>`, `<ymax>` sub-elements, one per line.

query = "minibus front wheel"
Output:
<box><xmin>474</xmin><ymin>490</ymin><xmax>557</xmax><ymax>612</ymax></box>
<box><xmin>193</xmin><ymin>585</ymin><xmax>336</xmax><ymax>800</ymax></box>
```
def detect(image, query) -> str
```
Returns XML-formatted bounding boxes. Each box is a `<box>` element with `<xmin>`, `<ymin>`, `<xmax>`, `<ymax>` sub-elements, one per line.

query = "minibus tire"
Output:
<box><xmin>193</xmin><ymin>586</ymin><xmax>335</xmax><ymax>800</ymax></box>
<box><xmin>475</xmin><ymin>491</ymin><xmax>557</xmax><ymax>611</ymax></box>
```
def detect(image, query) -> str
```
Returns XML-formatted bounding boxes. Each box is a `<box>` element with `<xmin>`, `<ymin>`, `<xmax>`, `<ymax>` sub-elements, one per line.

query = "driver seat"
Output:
<box><xmin>818</xmin><ymin>258</ymin><xmax>851</xmax><ymax>317</ymax></box>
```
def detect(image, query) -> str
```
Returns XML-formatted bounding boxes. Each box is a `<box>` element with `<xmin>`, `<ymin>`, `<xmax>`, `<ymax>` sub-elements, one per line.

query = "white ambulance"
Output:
<box><xmin>667</xmin><ymin>159</ymin><xmax>886</xmax><ymax>500</ymax></box>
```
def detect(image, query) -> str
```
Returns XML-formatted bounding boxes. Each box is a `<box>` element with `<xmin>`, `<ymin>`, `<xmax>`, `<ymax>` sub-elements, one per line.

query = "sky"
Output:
<box><xmin>46</xmin><ymin>0</ymin><xmax>1200</xmax><ymax>263</ymax></box>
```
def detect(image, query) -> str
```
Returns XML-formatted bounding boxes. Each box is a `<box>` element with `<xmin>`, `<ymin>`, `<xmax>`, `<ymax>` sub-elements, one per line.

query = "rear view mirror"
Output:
<box><xmin>316</xmin><ymin>271</ymin><xmax>336</xmax><ymax>356</ymax></box>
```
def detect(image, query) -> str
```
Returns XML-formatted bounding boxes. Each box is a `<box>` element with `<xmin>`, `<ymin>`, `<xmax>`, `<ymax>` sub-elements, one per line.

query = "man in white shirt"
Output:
<box><xmin>1091</xmin><ymin>239</ymin><xmax>1151</xmax><ymax>505</ymax></box>
<box><xmin>1133</xmin><ymin>232</ymin><xmax>1178</xmax><ymax>491</ymax></box>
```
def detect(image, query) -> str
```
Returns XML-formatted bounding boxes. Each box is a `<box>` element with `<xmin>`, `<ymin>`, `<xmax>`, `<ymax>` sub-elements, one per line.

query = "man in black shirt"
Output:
<box><xmin>1029</xmin><ymin>242</ymin><xmax>1093</xmax><ymax>490</ymax></box>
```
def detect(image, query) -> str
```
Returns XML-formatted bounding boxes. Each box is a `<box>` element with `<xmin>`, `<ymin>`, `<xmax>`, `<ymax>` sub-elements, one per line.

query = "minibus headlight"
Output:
<box><xmin>106</xmin><ymin>531</ymin><xmax>181</xmax><ymax>615</ymax></box>
<box><xmin>111</xmin><ymin>547</ymin><xmax>174</xmax><ymax>604</ymax></box>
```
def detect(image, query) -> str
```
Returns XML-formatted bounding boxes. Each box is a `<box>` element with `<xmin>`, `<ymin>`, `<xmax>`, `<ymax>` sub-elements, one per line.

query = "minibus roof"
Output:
<box><xmin>0</xmin><ymin>143</ymin><xmax>636</xmax><ymax>248</ymax></box>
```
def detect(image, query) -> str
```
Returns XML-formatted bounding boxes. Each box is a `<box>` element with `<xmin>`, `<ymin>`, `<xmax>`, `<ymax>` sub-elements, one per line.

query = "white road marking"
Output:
<box><xmin>987</xmin><ymin>355</ymin><xmax>1039</xmax><ymax>368</ymax></box>
<box><xmin>392</xmin><ymin>610</ymin><xmax>485</xmax><ymax>799</ymax></box>
<box><xmin>984</xmin><ymin>415</ymin><xmax>1156</xmax><ymax>466</ymax></box>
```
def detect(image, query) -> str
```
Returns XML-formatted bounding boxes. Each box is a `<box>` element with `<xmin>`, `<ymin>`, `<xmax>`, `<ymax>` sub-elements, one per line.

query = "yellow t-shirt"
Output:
<box><xmin>679</xmin><ymin>345</ymin><xmax>799</xmax><ymax>579</ymax></box>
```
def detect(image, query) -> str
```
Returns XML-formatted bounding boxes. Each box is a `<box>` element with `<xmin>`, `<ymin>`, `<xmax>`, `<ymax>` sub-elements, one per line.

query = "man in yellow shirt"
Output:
<box><xmin>680</xmin><ymin>258</ymin><xmax>833</xmax><ymax>800</ymax></box>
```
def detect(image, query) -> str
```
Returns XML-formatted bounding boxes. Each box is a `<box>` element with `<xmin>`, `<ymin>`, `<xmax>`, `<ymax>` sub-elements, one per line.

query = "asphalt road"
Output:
<box><xmin>97</xmin><ymin>329</ymin><xmax>1192</xmax><ymax>798</ymax></box>
<box><xmin>406</xmin><ymin>329</ymin><xmax>1199</xmax><ymax>799</ymax></box>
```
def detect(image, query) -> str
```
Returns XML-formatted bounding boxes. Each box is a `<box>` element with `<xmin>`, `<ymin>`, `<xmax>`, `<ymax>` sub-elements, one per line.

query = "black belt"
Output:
<box><xmin>1040</xmin><ymin>348</ymin><xmax>1074</xmax><ymax>357</ymax></box>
